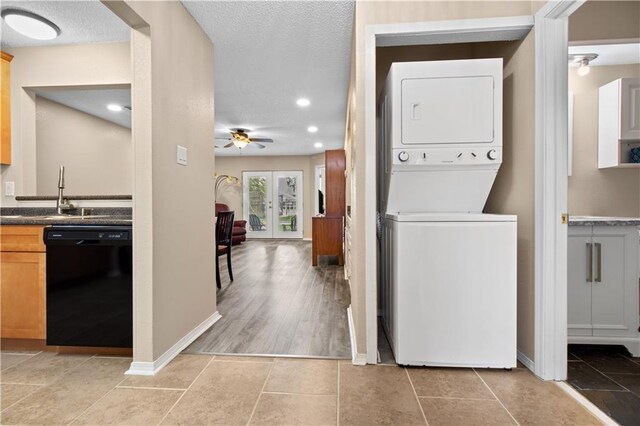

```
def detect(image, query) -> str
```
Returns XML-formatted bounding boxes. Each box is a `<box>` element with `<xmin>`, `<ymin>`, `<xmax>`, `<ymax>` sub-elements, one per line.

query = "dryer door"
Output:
<box><xmin>401</xmin><ymin>76</ymin><xmax>494</xmax><ymax>145</ymax></box>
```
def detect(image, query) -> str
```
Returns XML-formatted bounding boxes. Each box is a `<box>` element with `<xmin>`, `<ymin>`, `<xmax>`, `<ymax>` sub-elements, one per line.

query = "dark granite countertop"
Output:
<box><xmin>0</xmin><ymin>207</ymin><xmax>132</xmax><ymax>226</ymax></box>
<box><xmin>15</xmin><ymin>195</ymin><xmax>132</xmax><ymax>201</ymax></box>
<box><xmin>569</xmin><ymin>216</ymin><xmax>640</xmax><ymax>226</ymax></box>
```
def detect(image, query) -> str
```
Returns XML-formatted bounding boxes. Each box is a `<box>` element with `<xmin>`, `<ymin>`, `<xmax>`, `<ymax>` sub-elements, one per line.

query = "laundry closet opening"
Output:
<box><xmin>375</xmin><ymin>35</ymin><xmax>536</xmax><ymax>366</ymax></box>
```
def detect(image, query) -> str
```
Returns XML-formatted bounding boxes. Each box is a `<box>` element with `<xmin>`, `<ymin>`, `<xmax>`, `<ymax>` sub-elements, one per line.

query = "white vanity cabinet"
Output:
<box><xmin>598</xmin><ymin>78</ymin><xmax>640</xmax><ymax>169</ymax></box>
<box><xmin>568</xmin><ymin>224</ymin><xmax>640</xmax><ymax>355</ymax></box>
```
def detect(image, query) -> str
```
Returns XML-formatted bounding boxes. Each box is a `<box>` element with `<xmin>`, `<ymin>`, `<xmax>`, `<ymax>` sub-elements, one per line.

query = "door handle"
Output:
<box><xmin>586</xmin><ymin>243</ymin><xmax>593</xmax><ymax>282</ymax></box>
<box><xmin>594</xmin><ymin>242</ymin><xmax>602</xmax><ymax>283</ymax></box>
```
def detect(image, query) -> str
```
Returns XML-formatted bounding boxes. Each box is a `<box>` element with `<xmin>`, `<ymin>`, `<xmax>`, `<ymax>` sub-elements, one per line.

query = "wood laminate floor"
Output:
<box><xmin>184</xmin><ymin>239</ymin><xmax>351</xmax><ymax>358</ymax></box>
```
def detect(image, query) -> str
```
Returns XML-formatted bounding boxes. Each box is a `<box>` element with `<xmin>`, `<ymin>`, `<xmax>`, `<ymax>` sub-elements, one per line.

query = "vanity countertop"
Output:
<box><xmin>569</xmin><ymin>216</ymin><xmax>640</xmax><ymax>227</ymax></box>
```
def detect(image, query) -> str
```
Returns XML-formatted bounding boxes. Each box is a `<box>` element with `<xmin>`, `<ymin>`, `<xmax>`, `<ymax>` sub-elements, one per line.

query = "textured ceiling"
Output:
<box><xmin>182</xmin><ymin>1</ymin><xmax>354</xmax><ymax>157</ymax></box>
<box><xmin>0</xmin><ymin>1</ymin><xmax>129</xmax><ymax>48</ymax></box>
<box><xmin>35</xmin><ymin>88</ymin><xmax>132</xmax><ymax>129</ymax></box>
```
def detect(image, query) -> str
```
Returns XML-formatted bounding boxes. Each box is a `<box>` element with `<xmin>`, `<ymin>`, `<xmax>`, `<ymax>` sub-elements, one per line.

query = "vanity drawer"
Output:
<box><xmin>0</xmin><ymin>226</ymin><xmax>46</xmax><ymax>252</ymax></box>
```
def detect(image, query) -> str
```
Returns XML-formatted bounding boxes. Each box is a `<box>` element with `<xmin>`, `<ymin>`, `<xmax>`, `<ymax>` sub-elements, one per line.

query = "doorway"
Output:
<box><xmin>243</xmin><ymin>171</ymin><xmax>303</xmax><ymax>239</ymax></box>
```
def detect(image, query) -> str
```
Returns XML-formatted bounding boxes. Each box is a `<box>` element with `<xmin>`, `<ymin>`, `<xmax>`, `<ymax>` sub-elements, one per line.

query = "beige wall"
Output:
<box><xmin>106</xmin><ymin>0</ymin><xmax>216</xmax><ymax>362</ymax></box>
<box><xmin>35</xmin><ymin>97</ymin><xmax>132</xmax><ymax>196</ymax></box>
<box><xmin>348</xmin><ymin>1</ymin><xmax>535</xmax><ymax>358</ymax></box>
<box><xmin>215</xmin><ymin>153</ymin><xmax>325</xmax><ymax>239</ymax></box>
<box><xmin>569</xmin><ymin>1</ymin><xmax>640</xmax><ymax>42</ymax></box>
<box><xmin>0</xmin><ymin>42</ymin><xmax>130</xmax><ymax>205</ymax></box>
<box><xmin>569</xmin><ymin>64</ymin><xmax>640</xmax><ymax>217</ymax></box>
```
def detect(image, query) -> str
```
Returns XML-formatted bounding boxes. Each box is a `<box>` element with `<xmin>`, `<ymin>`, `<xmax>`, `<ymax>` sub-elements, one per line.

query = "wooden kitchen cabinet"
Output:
<box><xmin>568</xmin><ymin>225</ymin><xmax>640</xmax><ymax>355</ymax></box>
<box><xmin>1</xmin><ymin>51</ymin><xmax>13</xmax><ymax>165</ymax></box>
<box><xmin>0</xmin><ymin>226</ymin><xmax>46</xmax><ymax>340</ymax></box>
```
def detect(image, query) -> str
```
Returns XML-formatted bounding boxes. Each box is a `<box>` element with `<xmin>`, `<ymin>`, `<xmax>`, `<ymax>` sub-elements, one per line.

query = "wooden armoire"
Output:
<box><xmin>311</xmin><ymin>149</ymin><xmax>346</xmax><ymax>265</ymax></box>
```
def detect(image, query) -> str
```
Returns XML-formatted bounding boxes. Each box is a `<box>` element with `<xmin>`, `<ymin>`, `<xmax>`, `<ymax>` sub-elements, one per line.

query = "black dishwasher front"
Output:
<box><xmin>44</xmin><ymin>226</ymin><xmax>132</xmax><ymax>348</ymax></box>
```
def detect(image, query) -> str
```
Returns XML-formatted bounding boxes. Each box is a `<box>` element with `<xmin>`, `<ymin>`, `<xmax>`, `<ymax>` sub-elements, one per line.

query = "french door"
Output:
<box><xmin>242</xmin><ymin>171</ymin><xmax>303</xmax><ymax>239</ymax></box>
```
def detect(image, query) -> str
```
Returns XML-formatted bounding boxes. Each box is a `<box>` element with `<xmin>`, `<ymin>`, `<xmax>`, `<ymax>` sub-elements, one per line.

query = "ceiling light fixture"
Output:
<box><xmin>314</xmin><ymin>142</ymin><xmax>323</xmax><ymax>148</ymax></box>
<box><xmin>1</xmin><ymin>9</ymin><xmax>60</xmax><ymax>40</ymax></box>
<box><xmin>233</xmin><ymin>140</ymin><xmax>249</xmax><ymax>149</ymax></box>
<box><xmin>569</xmin><ymin>53</ymin><xmax>598</xmax><ymax>77</ymax></box>
<box><xmin>307</xmin><ymin>126</ymin><xmax>318</xmax><ymax>133</ymax></box>
<box><xmin>296</xmin><ymin>98</ymin><xmax>310</xmax><ymax>107</ymax></box>
<box><xmin>107</xmin><ymin>104</ymin><xmax>123</xmax><ymax>112</ymax></box>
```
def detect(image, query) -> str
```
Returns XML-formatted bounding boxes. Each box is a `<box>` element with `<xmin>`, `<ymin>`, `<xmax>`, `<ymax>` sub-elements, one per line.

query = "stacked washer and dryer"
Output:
<box><xmin>379</xmin><ymin>58</ymin><xmax>517</xmax><ymax>368</ymax></box>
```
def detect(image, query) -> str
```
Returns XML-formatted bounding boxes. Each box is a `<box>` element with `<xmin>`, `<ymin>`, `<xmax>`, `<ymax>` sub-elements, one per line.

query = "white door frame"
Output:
<box><xmin>533</xmin><ymin>0</ymin><xmax>585</xmax><ymax>381</ymax></box>
<box><xmin>364</xmin><ymin>16</ymin><xmax>534</xmax><ymax>365</ymax></box>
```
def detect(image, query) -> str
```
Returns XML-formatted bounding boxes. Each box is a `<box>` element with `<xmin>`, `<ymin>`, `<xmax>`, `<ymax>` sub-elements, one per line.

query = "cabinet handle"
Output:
<box><xmin>595</xmin><ymin>242</ymin><xmax>602</xmax><ymax>283</ymax></box>
<box><xmin>586</xmin><ymin>243</ymin><xmax>593</xmax><ymax>282</ymax></box>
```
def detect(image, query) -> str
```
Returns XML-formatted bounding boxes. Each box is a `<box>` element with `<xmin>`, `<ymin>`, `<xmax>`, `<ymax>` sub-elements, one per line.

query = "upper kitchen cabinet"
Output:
<box><xmin>598</xmin><ymin>77</ymin><xmax>640</xmax><ymax>168</ymax></box>
<box><xmin>0</xmin><ymin>51</ymin><xmax>13</xmax><ymax>165</ymax></box>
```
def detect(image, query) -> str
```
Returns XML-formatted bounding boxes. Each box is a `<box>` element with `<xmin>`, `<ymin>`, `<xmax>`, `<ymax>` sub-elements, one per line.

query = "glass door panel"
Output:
<box><xmin>273</xmin><ymin>171</ymin><xmax>303</xmax><ymax>239</ymax></box>
<box><xmin>243</xmin><ymin>172</ymin><xmax>273</xmax><ymax>239</ymax></box>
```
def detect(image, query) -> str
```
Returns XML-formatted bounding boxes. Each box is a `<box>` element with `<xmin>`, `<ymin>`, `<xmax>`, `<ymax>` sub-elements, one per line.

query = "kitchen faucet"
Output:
<box><xmin>56</xmin><ymin>166</ymin><xmax>75</xmax><ymax>215</ymax></box>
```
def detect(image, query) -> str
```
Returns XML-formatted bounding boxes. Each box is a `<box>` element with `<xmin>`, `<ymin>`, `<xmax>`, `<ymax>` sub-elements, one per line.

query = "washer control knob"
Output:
<box><xmin>487</xmin><ymin>149</ymin><xmax>498</xmax><ymax>160</ymax></box>
<box><xmin>398</xmin><ymin>151</ymin><xmax>410</xmax><ymax>162</ymax></box>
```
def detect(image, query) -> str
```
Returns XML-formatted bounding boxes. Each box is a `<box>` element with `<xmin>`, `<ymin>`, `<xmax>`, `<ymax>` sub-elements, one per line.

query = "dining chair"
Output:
<box><xmin>216</xmin><ymin>211</ymin><xmax>235</xmax><ymax>289</ymax></box>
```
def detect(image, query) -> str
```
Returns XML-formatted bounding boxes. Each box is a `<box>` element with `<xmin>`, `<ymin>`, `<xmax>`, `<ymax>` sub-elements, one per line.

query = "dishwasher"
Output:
<box><xmin>44</xmin><ymin>226</ymin><xmax>132</xmax><ymax>348</ymax></box>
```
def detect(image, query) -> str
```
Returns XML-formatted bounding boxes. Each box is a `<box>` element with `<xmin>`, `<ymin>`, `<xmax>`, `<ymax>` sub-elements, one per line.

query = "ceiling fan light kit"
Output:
<box><xmin>216</xmin><ymin>128</ymin><xmax>274</xmax><ymax>150</ymax></box>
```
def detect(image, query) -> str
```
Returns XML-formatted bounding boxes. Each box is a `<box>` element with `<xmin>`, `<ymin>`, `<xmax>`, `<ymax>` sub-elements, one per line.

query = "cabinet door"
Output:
<box><xmin>0</xmin><ymin>252</ymin><xmax>46</xmax><ymax>339</ymax></box>
<box><xmin>621</xmin><ymin>78</ymin><xmax>640</xmax><ymax>140</ymax></box>
<box><xmin>568</xmin><ymin>229</ymin><xmax>593</xmax><ymax>336</ymax></box>
<box><xmin>592</xmin><ymin>227</ymin><xmax>639</xmax><ymax>337</ymax></box>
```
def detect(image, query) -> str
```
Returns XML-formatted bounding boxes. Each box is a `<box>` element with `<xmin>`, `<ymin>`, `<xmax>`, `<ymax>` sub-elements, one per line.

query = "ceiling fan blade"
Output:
<box><xmin>224</xmin><ymin>142</ymin><xmax>235</xmax><ymax>148</ymax></box>
<box><xmin>254</xmin><ymin>143</ymin><xmax>266</xmax><ymax>149</ymax></box>
<box><xmin>250</xmin><ymin>138</ymin><xmax>273</xmax><ymax>143</ymax></box>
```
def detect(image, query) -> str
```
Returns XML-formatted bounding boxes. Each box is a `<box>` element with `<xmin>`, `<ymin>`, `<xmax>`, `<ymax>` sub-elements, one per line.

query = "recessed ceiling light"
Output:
<box><xmin>314</xmin><ymin>142</ymin><xmax>323</xmax><ymax>148</ymax></box>
<box><xmin>296</xmin><ymin>98</ymin><xmax>310</xmax><ymax>107</ymax></box>
<box><xmin>307</xmin><ymin>126</ymin><xmax>318</xmax><ymax>133</ymax></box>
<box><xmin>107</xmin><ymin>104</ymin><xmax>123</xmax><ymax>112</ymax></box>
<box><xmin>1</xmin><ymin>9</ymin><xmax>60</xmax><ymax>41</ymax></box>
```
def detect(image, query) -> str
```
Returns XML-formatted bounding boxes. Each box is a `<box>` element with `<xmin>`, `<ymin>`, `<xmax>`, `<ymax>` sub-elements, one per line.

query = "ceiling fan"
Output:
<box><xmin>215</xmin><ymin>128</ymin><xmax>274</xmax><ymax>150</ymax></box>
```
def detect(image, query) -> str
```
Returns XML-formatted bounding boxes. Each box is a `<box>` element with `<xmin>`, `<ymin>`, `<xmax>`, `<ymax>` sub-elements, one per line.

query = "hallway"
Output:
<box><xmin>185</xmin><ymin>240</ymin><xmax>351</xmax><ymax>358</ymax></box>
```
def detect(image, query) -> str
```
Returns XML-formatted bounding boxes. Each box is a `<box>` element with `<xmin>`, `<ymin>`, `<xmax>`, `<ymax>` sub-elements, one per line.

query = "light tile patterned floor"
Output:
<box><xmin>0</xmin><ymin>351</ymin><xmax>603</xmax><ymax>425</ymax></box>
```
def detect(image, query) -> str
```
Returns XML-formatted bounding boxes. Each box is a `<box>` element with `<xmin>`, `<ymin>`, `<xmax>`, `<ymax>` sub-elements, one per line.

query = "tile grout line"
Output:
<box><xmin>116</xmin><ymin>385</ymin><xmax>188</xmax><ymax>392</ymax></box>
<box><xmin>0</xmin><ymin>383</ymin><xmax>43</xmax><ymax>413</ymax></box>
<box><xmin>156</xmin><ymin>355</ymin><xmax>218</xmax><ymax>425</ymax></box>
<box><xmin>472</xmin><ymin>369</ymin><xmax>521</xmax><ymax>426</ymax></box>
<box><xmin>404</xmin><ymin>368</ymin><xmax>429</xmax><ymax>426</ymax></box>
<box><xmin>260</xmin><ymin>390</ymin><xmax>338</xmax><ymax>396</ymax></box>
<box><xmin>246</xmin><ymin>357</ymin><xmax>275</xmax><ymax>426</ymax></box>
<box><xmin>65</xmin><ymin>375</ymin><xmax>129</xmax><ymax>425</ymax></box>
<box><xmin>337</xmin><ymin>360</ymin><xmax>340</xmax><ymax>426</ymax></box>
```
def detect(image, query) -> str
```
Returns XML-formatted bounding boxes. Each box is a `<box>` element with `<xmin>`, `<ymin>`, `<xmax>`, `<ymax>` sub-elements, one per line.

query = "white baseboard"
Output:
<box><xmin>347</xmin><ymin>305</ymin><xmax>367</xmax><ymax>365</ymax></box>
<box><xmin>125</xmin><ymin>311</ymin><xmax>222</xmax><ymax>376</ymax></box>
<box><xmin>517</xmin><ymin>350</ymin><xmax>535</xmax><ymax>372</ymax></box>
<box><xmin>303</xmin><ymin>237</ymin><xmax>312</xmax><ymax>241</ymax></box>
<box><xmin>556</xmin><ymin>382</ymin><xmax>617</xmax><ymax>425</ymax></box>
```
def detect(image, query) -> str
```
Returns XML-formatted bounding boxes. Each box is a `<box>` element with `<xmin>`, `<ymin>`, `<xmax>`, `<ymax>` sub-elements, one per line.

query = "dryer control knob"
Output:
<box><xmin>487</xmin><ymin>149</ymin><xmax>498</xmax><ymax>160</ymax></box>
<box><xmin>398</xmin><ymin>151</ymin><xmax>410</xmax><ymax>162</ymax></box>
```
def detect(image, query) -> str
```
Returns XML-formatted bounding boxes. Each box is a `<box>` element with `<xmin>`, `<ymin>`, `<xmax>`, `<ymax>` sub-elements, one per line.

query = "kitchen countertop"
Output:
<box><xmin>15</xmin><ymin>195</ymin><xmax>132</xmax><ymax>201</ymax></box>
<box><xmin>569</xmin><ymin>216</ymin><xmax>640</xmax><ymax>226</ymax></box>
<box><xmin>0</xmin><ymin>207</ymin><xmax>132</xmax><ymax>226</ymax></box>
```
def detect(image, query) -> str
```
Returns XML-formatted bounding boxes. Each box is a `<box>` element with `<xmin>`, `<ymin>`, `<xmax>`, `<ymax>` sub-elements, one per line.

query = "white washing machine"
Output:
<box><xmin>382</xmin><ymin>213</ymin><xmax>517</xmax><ymax>368</ymax></box>
<box><xmin>379</xmin><ymin>59</ymin><xmax>517</xmax><ymax>368</ymax></box>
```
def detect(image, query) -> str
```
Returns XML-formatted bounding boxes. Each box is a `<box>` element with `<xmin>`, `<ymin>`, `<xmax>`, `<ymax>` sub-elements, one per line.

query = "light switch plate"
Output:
<box><xmin>177</xmin><ymin>145</ymin><xmax>188</xmax><ymax>166</ymax></box>
<box><xmin>4</xmin><ymin>181</ymin><xmax>15</xmax><ymax>196</ymax></box>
